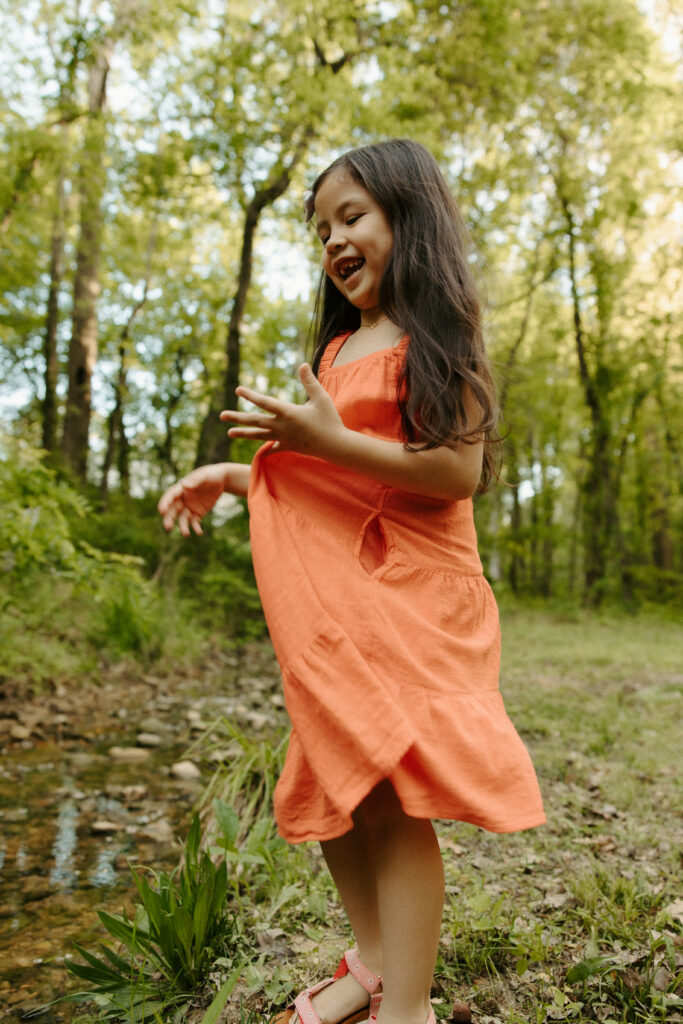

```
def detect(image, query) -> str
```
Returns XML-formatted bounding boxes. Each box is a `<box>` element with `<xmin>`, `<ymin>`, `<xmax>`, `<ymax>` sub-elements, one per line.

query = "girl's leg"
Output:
<box><xmin>360</xmin><ymin>781</ymin><xmax>444</xmax><ymax>1024</ymax></box>
<box><xmin>290</xmin><ymin>784</ymin><xmax>443</xmax><ymax>1024</ymax></box>
<box><xmin>292</xmin><ymin>809</ymin><xmax>382</xmax><ymax>1024</ymax></box>
<box><xmin>320</xmin><ymin>808</ymin><xmax>382</xmax><ymax>973</ymax></box>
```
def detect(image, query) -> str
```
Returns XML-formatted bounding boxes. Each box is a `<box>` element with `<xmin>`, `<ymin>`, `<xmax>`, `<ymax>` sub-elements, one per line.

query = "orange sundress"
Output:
<box><xmin>247</xmin><ymin>332</ymin><xmax>545</xmax><ymax>843</ymax></box>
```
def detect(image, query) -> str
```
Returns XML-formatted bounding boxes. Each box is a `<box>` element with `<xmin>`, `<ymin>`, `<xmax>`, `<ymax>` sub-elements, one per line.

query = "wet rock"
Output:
<box><xmin>120</xmin><ymin>784</ymin><xmax>148</xmax><ymax>803</ymax></box>
<box><xmin>20</xmin><ymin>876</ymin><xmax>52</xmax><ymax>903</ymax></box>
<box><xmin>138</xmin><ymin>716</ymin><xmax>168</xmax><ymax>734</ymax></box>
<box><xmin>108</xmin><ymin>746</ymin><xmax>151</xmax><ymax>763</ymax></box>
<box><xmin>139</xmin><ymin>819</ymin><xmax>174</xmax><ymax>843</ymax></box>
<box><xmin>171</xmin><ymin>760</ymin><xmax>201</xmax><ymax>781</ymax></box>
<box><xmin>10</xmin><ymin>724</ymin><xmax>32</xmax><ymax>741</ymax></box>
<box><xmin>91</xmin><ymin>820</ymin><xmax>121</xmax><ymax>834</ymax></box>
<box><xmin>136</xmin><ymin>732</ymin><xmax>162</xmax><ymax>747</ymax></box>
<box><xmin>1</xmin><ymin>806</ymin><xmax>29</xmax><ymax>823</ymax></box>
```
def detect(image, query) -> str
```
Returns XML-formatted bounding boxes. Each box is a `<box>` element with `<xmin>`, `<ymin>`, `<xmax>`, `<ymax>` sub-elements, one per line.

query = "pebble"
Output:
<box><xmin>171</xmin><ymin>760</ymin><xmax>201</xmax><ymax>781</ymax></box>
<box><xmin>139</xmin><ymin>819</ymin><xmax>174</xmax><ymax>843</ymax></box>
<box><xmin>20</xmin><ymin>876</ymin><xmax>52</xmax><ymax>903</ymax></box>
<box><xmin>138</xmin><ymin>716</ymin><xmax>168</xmax><ymax>733</ymax></box>
<box><xmin>91</xmin><ymin>820</ymin><xmax>121</xmax><ymax>834</ymax></box>
<box><xmin>120</xmin><ymin>784</ymin><xmax>148</xmax><ymax>803</ymax></box>
<box><xmin>108</xmin><ymin>746</ymin><xmax>151</xmax><ymax>763</ymax></box>
<box><xmin>10</xmin><ymin>724</ymin><xmax>31</xmax><ymax>741</ymax></box>
<box><xmin>136</xmin><ymin>732</ymin><xmax>162</xmax><ymax>747</ymax></box>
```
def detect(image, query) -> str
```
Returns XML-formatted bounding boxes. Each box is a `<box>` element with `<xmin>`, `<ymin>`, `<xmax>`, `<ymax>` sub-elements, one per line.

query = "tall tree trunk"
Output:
<box><xmin>194</xmin><ymin>127</ymin><xmax>315</xmax><ymax>468</ymax></box>
<box><xmin>560</xmin><ymin>191</ymin><xmax>617</xmax><ymax>604</ymax></box>
<box><xmin>62</xmin><ymin>45</ymin><xmax>110</xmax><ymax>479</ymax></box>
<box><xmin>42</xmin><ymin>174</ymin><xmax>66</xmax><ymax>453</ymax></box>
<box><xmin>506</xmin><ymin>438</ymin><xmax>524</xmax><ymax>593</ymax></box>
<box><xmin>100</xmin><ymin>345</ymin><xmax>127</xmax><ymax>500</ymax></box>
<box><xmin>100</xmin><ymin>235</ymin><xmax>154</xmax><ymax>499</ymax></box>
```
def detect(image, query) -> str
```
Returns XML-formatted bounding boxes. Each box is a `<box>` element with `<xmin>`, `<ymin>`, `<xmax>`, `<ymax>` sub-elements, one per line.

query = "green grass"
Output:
<box><xmin>67</xmin><ymin>606</ymin><xmax>682</xmax><ymax>1023</ymax></box>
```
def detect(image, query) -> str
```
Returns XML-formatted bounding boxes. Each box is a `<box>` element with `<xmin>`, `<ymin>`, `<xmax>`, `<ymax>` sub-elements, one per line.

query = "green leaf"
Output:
<box><xmin>566</xmin><ymin>957</ymin><xmax>607</xmax><ymax>983</ymax></box>
<box><xmin>97</xmin><ymin>910</ymin><xmax>150</xmax><ymax>956</ymax></box>
<box><xmin>213</xmin><ymin>799</ymin><xmax>240</xmax><ymax>849</ymax></box>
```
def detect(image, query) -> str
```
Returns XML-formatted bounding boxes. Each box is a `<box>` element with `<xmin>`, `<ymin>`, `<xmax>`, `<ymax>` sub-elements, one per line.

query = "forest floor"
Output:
<box><xmin>0</xmin><ymin>606</ymin><xmax>681</xmax><ymax>1023</ymax></box>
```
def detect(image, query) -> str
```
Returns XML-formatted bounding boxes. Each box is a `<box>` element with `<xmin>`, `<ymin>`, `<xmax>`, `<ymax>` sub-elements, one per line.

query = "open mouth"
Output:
<box><xmin>337</xmin><ymin>257</ymin><xmax>365</xmax><ymax>280</ymax></box>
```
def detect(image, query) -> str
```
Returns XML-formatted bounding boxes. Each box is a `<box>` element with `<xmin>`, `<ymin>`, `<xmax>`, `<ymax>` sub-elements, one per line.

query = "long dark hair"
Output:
<box><xmin>309</xmin><ymin>139</ymin><xmax>499</xmax><ymax>491</ymax></box>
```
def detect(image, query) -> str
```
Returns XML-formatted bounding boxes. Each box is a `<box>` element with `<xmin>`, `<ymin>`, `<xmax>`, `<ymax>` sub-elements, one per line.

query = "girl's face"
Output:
<box><xmin>314</xmin><ymin>168</ymin><xmax>393</xmax><ymax>314</ymax></box>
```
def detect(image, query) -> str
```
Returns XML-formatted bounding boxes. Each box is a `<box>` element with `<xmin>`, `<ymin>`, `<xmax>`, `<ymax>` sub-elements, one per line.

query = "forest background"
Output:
<box><xmin>0</xmin><ymin>0</ymin><xmax>681</xmax><ymax>683</ymax></box>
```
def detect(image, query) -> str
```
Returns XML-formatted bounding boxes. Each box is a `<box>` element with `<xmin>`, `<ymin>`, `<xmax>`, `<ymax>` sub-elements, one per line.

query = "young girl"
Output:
<box><xmin>158</xmin><ymin>139</ymin><xmax>545</xmax><ymax>1024</ymax></box>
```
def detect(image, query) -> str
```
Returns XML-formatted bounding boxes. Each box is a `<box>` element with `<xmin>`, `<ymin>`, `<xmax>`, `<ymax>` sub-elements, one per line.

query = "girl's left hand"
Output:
<box><xmin>220</xmin><ymin>364</ymin><xmax>345</xmax><ymax>457</ymax></box>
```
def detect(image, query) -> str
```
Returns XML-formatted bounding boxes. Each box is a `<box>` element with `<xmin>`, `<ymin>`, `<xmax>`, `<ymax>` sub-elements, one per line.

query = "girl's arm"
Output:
<box><xmin>220</xmin><ymin>365</ymin><xmax>482</xmax><ymax>502</ymax></box>
<box><xmin>157</xmin><ymin>462</ymin><xmax>251</xmax><ymax>537</ymax></box>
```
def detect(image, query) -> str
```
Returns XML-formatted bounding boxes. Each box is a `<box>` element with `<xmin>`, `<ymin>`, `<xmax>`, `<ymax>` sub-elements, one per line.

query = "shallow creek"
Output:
<box><xmin>0</xmin><ymin>646</ymin><xmax>284</xmax><ymax>1021</ymax></box>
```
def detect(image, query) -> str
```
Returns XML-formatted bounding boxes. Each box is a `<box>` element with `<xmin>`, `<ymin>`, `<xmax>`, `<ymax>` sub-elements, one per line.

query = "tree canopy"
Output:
<box><xmin>0</xmin><ymin>0</ymin><xmax>680</xmax><ymax>606</ymax></box>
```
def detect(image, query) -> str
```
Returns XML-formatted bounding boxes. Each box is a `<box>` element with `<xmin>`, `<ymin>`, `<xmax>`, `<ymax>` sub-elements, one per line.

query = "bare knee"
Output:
<box><xmin>358</xmin><ymin>779</ymin><xmax>429</xmax><ymax>841</ymax></box>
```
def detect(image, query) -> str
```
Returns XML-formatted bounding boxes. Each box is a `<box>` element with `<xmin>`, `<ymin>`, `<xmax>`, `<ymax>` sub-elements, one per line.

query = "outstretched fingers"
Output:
<box><xmin>220</xmin><ymin>387</ymin><xmax>283</xmax><ymax>442</ymax></box>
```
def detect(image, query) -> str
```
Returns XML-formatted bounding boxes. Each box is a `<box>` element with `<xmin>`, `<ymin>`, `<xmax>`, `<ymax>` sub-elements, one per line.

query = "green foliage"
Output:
<box><xmin>62</xmin><ymin>815</ymin><xmax>244</xmax><ymax>1021</ymax></box>
<box><xmin>0</xmin><ymin>441</ymin><xmax>90</xmax><ymax>577</ymax></box>
<box><xmin>0</xmin><ymin>441</ymin><xmax>205</xmax><ymax>681</ymax></box>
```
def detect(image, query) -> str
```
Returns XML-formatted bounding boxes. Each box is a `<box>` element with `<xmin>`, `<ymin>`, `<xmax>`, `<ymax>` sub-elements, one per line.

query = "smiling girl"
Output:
<box><xmin>158</xmin><ymin>139</ymin><xmax>545</xmax><ymax>1024</ymax></box>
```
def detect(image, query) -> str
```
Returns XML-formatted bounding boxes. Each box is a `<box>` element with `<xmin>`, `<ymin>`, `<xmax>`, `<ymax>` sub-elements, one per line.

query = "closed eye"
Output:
<box><xmin>318</xmin><ymin>213</ymin><xmax>363</xmax><ymax>245</ymax></box>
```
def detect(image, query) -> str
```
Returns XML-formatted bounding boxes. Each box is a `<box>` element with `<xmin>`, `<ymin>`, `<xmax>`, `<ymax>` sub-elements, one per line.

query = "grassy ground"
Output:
<box><xmin>69</xmin><ymin>606</ymin><xmax>682</xmax><ymax>1024</ymax></box>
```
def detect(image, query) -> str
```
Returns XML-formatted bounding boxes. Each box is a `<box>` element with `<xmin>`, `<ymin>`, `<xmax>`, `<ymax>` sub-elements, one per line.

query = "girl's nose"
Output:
<box><xmin>325</xmin><ymin>228</ymin><xmax>344</xmax><ymax>252</ymax></box>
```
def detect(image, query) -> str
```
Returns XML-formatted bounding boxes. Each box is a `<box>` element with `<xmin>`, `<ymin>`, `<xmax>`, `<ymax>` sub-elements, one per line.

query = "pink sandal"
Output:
<box><xmin>272</xmin><ymin>949</ymin><xmax>382</xmax><ymax>1024</ymax></box>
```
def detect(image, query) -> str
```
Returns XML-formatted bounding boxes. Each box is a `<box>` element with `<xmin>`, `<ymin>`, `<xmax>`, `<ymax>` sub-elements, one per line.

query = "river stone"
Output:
<box><xmin>91</xmin><ymin>820</ymin><xmax>121</xmax><ymax>834</ymax></box>
<box><xmin>120</xmin><ymin>784</ymin><xmax>148</xmax><ymax>803</ymax></box>
<box><xmin>108</xmin><ymin>746</ymin><xmax>151</xmax><ymax>763</ymax></box>
<box><xmin>20</xmin><ymin>876</ymin><xmax>52</xmax><ymax>902</ymax></box>
<box><xmin>138</xmin><ymin>716</ymin><xmax>168</xmax><ymax>733</ymax></box>
<box><xmin>139</xmin><ymin>819</ymin><xmax>174</xmax><ymax>843</ymax></box>
<box><xmin>136</xmin><ymin>732</ymin><xmax>162</xmax><ymax>747</ymax></box>
<box><xmin>10</xmin><ymin>723</ymin><xmax>32</xmax><ymax>741</ymax></box>
<box><xmin>171</xmin><ymin>760</ymin><xmax>201</xmax><ymax>780</ymax></box>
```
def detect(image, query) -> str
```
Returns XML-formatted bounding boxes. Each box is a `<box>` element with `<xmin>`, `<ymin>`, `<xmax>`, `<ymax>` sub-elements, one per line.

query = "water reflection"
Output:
<box><xmin>48</xmin><ymin>798</ymin><xmax>79</xmax><ymax>888</ymax></box>
<box><xmin>90</xmin><ymin>844</ymin><xmax>117</xmax><ymax>887</ymax></box>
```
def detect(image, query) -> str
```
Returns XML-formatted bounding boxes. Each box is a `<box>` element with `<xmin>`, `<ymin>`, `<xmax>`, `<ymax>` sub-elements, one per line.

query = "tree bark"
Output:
<box><xmin>560</xmin><ymin>191</ymin><xmax>617</xmax><ymax>604</ymax></box>
<box><xmin>42</xmin><ymin>174</ymin><xmax>66</xmax><ymax>453</ymax></box>
<box><xmin>62</xmin><ymin>45</ymin><xmax>111</xmax><ymax>479</ymax></box>
<box><xmin>100</xmin><ymin>241</ymin><xmax>153</xmax><ymax>499</ymax></box>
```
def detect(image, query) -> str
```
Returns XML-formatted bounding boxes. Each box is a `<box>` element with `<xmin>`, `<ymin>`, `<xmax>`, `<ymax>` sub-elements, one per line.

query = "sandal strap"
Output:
<box><xmin>369</xmin><ymin>993</ymin><xmax>383</xmax><ymax>1016</ymax></box>
<box><xmin>293</xmin><ymin>991</ymin><xmax>324</xmax><ymax>1024</ymax></box>
<box><xmin>335</xmin><ymin>949</ymin><xmax>382</xmax><ymax>994</ymax></box>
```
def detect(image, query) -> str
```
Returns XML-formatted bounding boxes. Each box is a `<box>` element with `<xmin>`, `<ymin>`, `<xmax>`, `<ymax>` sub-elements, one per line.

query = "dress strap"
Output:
<box><xmin>318</xmin><ymin>332</ymin><xmax>353</xmax><ymax>375</ymax></box>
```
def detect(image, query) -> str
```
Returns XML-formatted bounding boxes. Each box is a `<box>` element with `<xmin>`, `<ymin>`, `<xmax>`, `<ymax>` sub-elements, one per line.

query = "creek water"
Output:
<box><xmin>0</xmin><ymin>647</ymin><xmax>284</xmax><ymax>1022</ymax></box>
<box><xmin>0</xmin><ymin>731</ymin><xmax>196</xmax><ymax>1020</ymax></box>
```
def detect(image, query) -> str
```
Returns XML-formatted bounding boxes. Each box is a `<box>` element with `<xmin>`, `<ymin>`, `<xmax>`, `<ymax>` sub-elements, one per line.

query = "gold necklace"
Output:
<box><xmin>362</xmin><ymin>314</ymin><xmax>387</xmax><ymax>330</ymax></box>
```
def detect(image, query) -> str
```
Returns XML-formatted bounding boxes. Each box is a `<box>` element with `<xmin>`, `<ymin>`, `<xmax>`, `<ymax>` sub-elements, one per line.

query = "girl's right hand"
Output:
<box><xmin>157</xmin><ymin>462</ymin><xmax>250</xmax><ymax>537</ymax></box>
